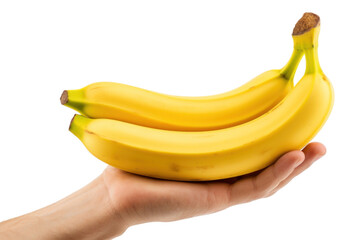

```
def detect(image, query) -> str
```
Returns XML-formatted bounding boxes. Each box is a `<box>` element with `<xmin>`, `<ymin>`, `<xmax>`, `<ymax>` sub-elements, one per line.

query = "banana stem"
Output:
<box><xmin>304</xmin><ymin>47</ymin><xmax>323</xmax><ymax>74</ymax></box>
<box><xmin>69</xmin><ymin>114</ymin><xmax>92</xmax><ymax>141</ymax></box>
<box><xmin>61</xmin><ymin>89</ymin><xmax>85</xmax><ymax>112</ymax></box>
<box><xmin>280</xmin><ymin>49</ymin><xmax>304</xmax><ymax>80</ymax></box>
<box><xmin>290</xmin><ymin>13</ymin><xmax>322</xmax><ymax>75</ymax></box>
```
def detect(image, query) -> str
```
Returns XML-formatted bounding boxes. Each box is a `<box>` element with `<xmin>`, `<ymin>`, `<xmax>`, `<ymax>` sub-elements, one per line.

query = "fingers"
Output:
<box><xmin>267</xmin><ymin>142</ymin><xmax>326</xmax><ymax>196</ymax></box>
<box><xmin>228</xmin><ymin>150</ymin><xmax>305</xmax><ymax>205</ymax></box>
<box><xmin>253</xmin><ymin>150</ymin><xmax>305</xmax><ymax>196</ymax></box>
<box><xmin>289</xmin><ymin>142</ymin><xmax>325</xmax><ymax>177</ymax></box>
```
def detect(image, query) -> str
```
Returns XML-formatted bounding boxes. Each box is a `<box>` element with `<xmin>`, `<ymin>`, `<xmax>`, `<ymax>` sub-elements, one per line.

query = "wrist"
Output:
<box><xmin>37</xmin><ymin>175</ymin><xmax>129</xmax><ymax>239</ymax></box>
<box><xmin>0</xmin><ymin>175</ymin><xmax>129</xmax><ymax>240</ymax></box>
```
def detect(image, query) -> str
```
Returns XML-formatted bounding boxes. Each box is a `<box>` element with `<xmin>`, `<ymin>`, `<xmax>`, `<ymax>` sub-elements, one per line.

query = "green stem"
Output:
<box><xmin>69</xmin><ymin>114</ymin><xmax>92</xmax><ymax>141</ymax></box>
<box><xmin>62</xmin><ymin>89</ymin><xmax>86</xmax><ymax>112</ymax></box>
<box><xmin>280</xmin><ymin>49</ymin><xmax>304</xmax><ymax>80</ymax></box>
<box><xmin>304</xmin><ymin>47</ymin><xmax>323</xmax><ymax>74</ymax></box>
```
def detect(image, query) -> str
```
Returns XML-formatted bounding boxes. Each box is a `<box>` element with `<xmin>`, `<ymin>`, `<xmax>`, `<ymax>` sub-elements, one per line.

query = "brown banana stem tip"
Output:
<box><xmin>60</xmin><ymin>90</ymin><xmax>68</xmax><ymax>105</ymax></box>
<box><xmin>69</xmin><ymin>114</ymin><xmax>77</xmax><ymax>131</ymax></box>
<box><xmin>292</xmin><ymin>12</ymin><xmax>320</xmax><ymax>36</ymax></box>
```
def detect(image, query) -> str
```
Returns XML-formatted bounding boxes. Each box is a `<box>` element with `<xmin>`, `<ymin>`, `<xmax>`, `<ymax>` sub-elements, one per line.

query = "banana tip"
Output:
<box><xmin>292</xmin><ymin>12</ymin><xmax>320</xmax><ymax>36</ymax></box>
<box><xmin>60</xmin><ymin>90</ymin><xmax>68</xmax><ymax>105</ymax></box>
<box><xmin>69</xmin><ymin>114</ymin><xmax>77</xmax><ymax>131</ymax></box>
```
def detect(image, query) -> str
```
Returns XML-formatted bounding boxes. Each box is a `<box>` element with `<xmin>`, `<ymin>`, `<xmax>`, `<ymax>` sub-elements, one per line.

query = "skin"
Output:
<box><xmin>0</xmin><ymin>142</ymin><xmax>326</xmax><ymax>239</ymax></box>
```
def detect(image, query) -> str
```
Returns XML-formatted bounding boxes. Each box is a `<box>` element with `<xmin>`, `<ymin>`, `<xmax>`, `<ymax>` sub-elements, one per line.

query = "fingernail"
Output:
<box><xmin>318</xmin><ymin>145</ymin><xmax>327</xmax><ymax>157</ymax></box>
<box><xmin>321</xmin><ymin>150</ymin><xmax>327</xmax><ymax>157</ymax></box>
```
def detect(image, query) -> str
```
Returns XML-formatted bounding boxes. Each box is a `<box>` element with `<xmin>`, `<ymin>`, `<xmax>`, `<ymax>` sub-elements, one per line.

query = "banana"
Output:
<box><xmin>68</xmin><ymin>13</ymin><xmax>333</xmax><ymax>181</ymax></box>
<box><xmin>60</xmin><ymin>28</ymin><xmax>304</xmax><ymax>131</ymax></box>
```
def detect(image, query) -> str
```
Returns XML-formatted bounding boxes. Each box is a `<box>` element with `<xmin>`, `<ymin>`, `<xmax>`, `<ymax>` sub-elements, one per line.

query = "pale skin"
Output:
<box><xmin>0</xmin><ymin>142</ymin><xmax>326</xmax><ymax>240</ymax></box>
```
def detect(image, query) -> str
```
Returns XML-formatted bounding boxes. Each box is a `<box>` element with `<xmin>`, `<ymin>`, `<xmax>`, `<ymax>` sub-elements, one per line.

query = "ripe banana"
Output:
<box><xmin>68</xmin><ymin>13</ymin><xmax>333</xmax><ymax>181</ymax></box>
<box><xmin>61</xmin><ymin>32</ymin><xmax>304</xmax><ymax>131</ymax></box>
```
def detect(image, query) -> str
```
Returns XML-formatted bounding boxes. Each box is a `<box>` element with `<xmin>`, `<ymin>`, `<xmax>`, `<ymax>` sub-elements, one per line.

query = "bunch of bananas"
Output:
<box><xmin>61</xmin><ymin>13</ymin><xmax>334</xmax><ymax>181</ymax></box>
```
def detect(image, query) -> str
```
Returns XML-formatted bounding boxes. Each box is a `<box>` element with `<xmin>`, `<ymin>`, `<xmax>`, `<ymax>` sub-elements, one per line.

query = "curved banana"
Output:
<box><xmin>61</xmin><ymin>29</ymin><xmax>304</xmax><ymax>131</ymax></box>
<box><xmin>69</xmin><ymin>13</ymin><xmax>334</xmax><ymax>181</ymax></box>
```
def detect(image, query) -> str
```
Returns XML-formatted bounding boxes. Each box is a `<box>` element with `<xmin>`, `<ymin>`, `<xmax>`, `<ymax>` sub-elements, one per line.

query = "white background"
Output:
<box><xmin>0</xmin><ymin>1</ymin><xmax>346</xmax><ymax>239</ymax></box>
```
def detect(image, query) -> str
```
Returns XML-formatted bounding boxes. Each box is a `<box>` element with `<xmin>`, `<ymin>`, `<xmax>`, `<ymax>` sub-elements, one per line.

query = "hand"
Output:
<box><xmin>0</xmin><ymin>142</ymin><xmax>326</xmax><ymax>240</ymax></box>
<box><xmin>102</xmin><ymin>142</ymin><xmax>326</xmax><ymax>226</ymax></box>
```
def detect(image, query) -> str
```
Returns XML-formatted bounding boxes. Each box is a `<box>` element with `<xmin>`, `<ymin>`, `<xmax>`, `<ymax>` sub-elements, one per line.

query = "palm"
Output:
<box><xmin>102</xmin><ymin>142</ymin><xmax>326</xmax><ymax>225</ymax></box>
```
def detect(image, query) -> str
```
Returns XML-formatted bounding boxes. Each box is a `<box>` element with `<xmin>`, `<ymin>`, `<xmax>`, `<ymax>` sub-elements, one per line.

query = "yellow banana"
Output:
<box><xmin>68</xmin><ymin>13</ymin><xmax>334</xmax><ymax>181</ymax></box>
<box><xmin>61</xmin><ymin>25</ymin><xmax>304</xmax><ymax>131</ymax></box>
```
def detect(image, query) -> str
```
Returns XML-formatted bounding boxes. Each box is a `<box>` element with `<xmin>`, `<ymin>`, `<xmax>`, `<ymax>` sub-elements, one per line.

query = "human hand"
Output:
<box><xmin>102</xmin><ymin>142</ymin><xmax>326</xmax><ymax>227</ymax></box>
<box><xmin>0</xmin><ymin>142</ymin><xmax>326</xmax><ymax>240</ymax></box>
